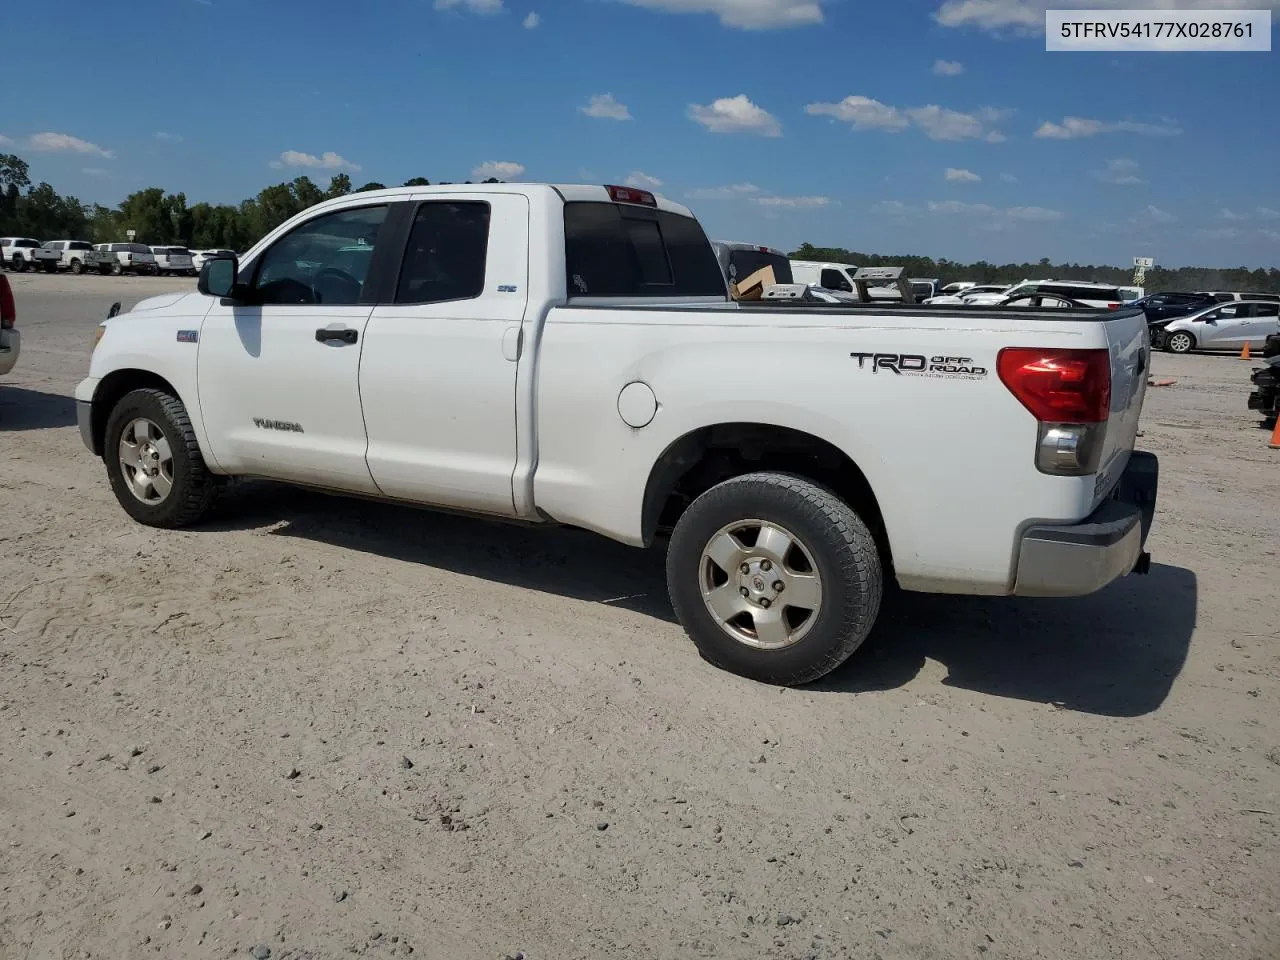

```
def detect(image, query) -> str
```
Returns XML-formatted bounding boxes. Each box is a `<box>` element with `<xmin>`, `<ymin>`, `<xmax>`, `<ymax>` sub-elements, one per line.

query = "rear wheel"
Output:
<box><xmin>70</xmin><ymin>258</ymin><xmax>83</xmax><ymax>275</ymax></box>
<box><xmin>104</xmin><ymin>388</ymin><xmax>218</xmax><ymax>528</ymax></box>
<box><xmin>666</xmin><ymin>472</ymin><xmax>883</xmax><ymax>685</ymax></box>
<box><xmin>11</xmin><ymin>255</ymin><xmax>26</xmax><ymax>273</ymax></box>
<box><xmin>1165</xmin><ymin>331</ymin><xmax>1195</xmax><ymax>354</ymax></box>
<box><xmin>110</xmin><ymin>261</ymin><xmax>122</xmax><ymax>276</ymax></box>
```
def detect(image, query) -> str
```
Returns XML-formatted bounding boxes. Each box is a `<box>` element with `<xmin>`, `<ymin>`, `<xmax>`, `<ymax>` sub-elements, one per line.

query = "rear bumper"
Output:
<box><xmin>0</xmin><ymin>328</ymin><xmax>19</xmax><ymax>376</ymax></box>
<box><xmin>1013</xmin><ymin>451</ymin><xmax>1158</xmax><ymax>598</ymax></box>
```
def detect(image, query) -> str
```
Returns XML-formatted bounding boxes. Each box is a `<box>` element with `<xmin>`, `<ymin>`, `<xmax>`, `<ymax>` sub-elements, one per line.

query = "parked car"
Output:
<box><xmin>190</xmin><ymin>249</ymin><xmax>238</xmax><ymax>272</ymax></box>
<box><xmin>0</xmin><ymin>273</ymin><xmax>18</xmax><ymax>377</ymax></box>
<box><xmin>77</xmin><ymin>182</ymin><xmax>1158</xmax><ymax>686</ymax></box>
<box><xmin>1</xmin><ymin>237</ymin><xmax>61</xmax><ymax>273</ymax></box>
<box><xmin>42</xmin><ymin>240</ymin><xmax>116</xmax><ymax>275</ymax></box>
<box><xmin>963</xmin><ymin>280</ymin><xmax>1129</xmax><ymax>310</ymax></box>
<box><xmin>150</xmin><ymin>246</ymin><xmax>195</xmax><ymax>276</ymax></box>
<box><xmin>1131</xmin><ymin>291</ymin><xmax>1217</xmax><ymax>324</ymax></box>
<box><xmin>711</xmin><ymin>241</ymin><xmax>793</xmax><ymax>287</ymax></box>
<box><xmin>940</xmin><ymin>281</ymin><xmax>976</xmax><ymax>295</ymax></box>
<box><xmin>1197</xmin><ymin>291</ymin><xmax>1280</xmax><ymax>303</ymax></box>
<box><xmin>1247</xmin><ymin>333</ymin><xmax>1280</xmax><ymax>428</ymax></box>
<box><xmin>924</xmin><ymin>283</ymin><xmax>1010</xmax><ymax>305</ymax></box>
<box><xmin>94</xmin><ymin>242</ymin><xmax>158</xmax><ymax>275</ymax></box>
<box><xmin>1151</xmin><ymin>300</ymin><xmax>1280</xmax><ymax>353</ymax></box>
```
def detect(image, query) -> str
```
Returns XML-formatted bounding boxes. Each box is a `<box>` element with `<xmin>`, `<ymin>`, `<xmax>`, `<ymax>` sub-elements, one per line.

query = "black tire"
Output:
<box><xmin>104</xmin><ymin>387</ymin><xmax>218</xmax><ymax>528</ymax></box>
<box><xmin>666</xmin><ymin>472</ymin><xmax>883</xmax><ymax>685</ymax></box>
<box><xmin>70</xmin><ymin>258</ymin><xmax>83</xmax><ymax>275</ymax></box>
<box><xmin>110</xmin><ymin>261</ymin><xmax>122</xmax><ymax>276</ymax></box>
<box><xmin>99</xmin><ymin>265</ymin><xmax>111</xmax><ymax>275</ymax></box>
<box><xmin>11</xmin><ymin>255</ymin><xmax>26</xmax><ymax>273</ymax></box>
<box><xmin>43</xmin><ymin>260</ymin><xmax>56</xmax><ymax>273</ymax></box>
<box><xmin>1165</xmin><ymin>330</ymin><xmax>1195</xmax><ymax>354</ymax></box>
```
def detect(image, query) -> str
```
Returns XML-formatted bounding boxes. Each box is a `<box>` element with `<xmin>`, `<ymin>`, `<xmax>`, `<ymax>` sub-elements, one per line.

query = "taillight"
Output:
<box><xmin>998</xmin><ymin>347</ymin><xmax>1111</xmax><ymax>476</ymax></box>
<box><xmin>605</xmin><ymin>184</ymin><xmax>657</xmax><ymax>207</ymax></box>
<box><xmin>1107</xmin><ymin>303</ymin><xmax>1121</xmax><ymax>311</ymax></box>
<box><xmin>0</xmin><ymin>275</ymin><xmax>15</xmax><ymax>329</ymax></box>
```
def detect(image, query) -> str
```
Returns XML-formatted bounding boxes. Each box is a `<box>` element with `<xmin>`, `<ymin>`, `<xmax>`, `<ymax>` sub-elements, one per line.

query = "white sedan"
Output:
<box><xmin>1154</xmin><ymin>300</ymin><xmax>1280</xmax><ymax>354</ymax></box>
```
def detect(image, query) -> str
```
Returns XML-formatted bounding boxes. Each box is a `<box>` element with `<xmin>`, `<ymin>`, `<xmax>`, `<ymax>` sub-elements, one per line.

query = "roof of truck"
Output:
<box><xmin>324</xmin><ymin>182</ymin><xmax>696</xmax><ymax>220</ymax></box>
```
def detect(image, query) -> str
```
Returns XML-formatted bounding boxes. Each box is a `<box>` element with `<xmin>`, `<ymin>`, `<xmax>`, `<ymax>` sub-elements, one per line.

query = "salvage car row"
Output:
<box><xmin>0</xmin><ymin>237</ymin><xmax>236</xmax><ymax>276</ymax></box>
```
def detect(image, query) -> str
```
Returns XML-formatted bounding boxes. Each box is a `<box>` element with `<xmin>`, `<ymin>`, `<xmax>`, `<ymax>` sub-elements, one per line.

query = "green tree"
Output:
<box><xmin>355</xmin><ymin>181</ymin><xmax>387</xmax><ymax>192</ymax></box>
<box><xmin>291</xmin><ymin>176</ymin><xmax>324</xmax><ymax>211</ymax></box>
<box><xmin>403</xmin><ymin>177</ymin><xmax>431</xmax><ymax>186</ymax></box>
<box><xmin>325</xmin><ymin>174</ymin><xmax>352</xmax><ymax>199</ymax></box>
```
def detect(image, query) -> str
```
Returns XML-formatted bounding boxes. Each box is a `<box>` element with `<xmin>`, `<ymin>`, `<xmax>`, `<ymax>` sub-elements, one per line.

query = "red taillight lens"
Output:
<box><xmin>997</xmin><ymin>348</ymin><xmax>1111</xmax><ymax>423</ymax></box>
<box><xmin>0</xmin><ymin>275</ymin><xmax>15</xmax><ymax>329</ymax></box>
<box><xmin>1107</xmin><ymin>302</ymin><xmax>1121</xmax><ymax>311</ymax></box>
<box><xmin>605</xmin><ymin>184</ymin><xmax>657</xmax><ymax>207</ymax></box>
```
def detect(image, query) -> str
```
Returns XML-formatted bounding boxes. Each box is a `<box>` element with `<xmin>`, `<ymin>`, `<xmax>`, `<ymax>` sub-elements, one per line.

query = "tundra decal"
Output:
<box><xmin>253</xmin><ymin>418</ymin><xmax>305</xmax><ymax>433</ymax></box>
<box><xmin>850</xmin><ymin>352</ymin><xmax>988</xmax><ymax>380</ymax></box>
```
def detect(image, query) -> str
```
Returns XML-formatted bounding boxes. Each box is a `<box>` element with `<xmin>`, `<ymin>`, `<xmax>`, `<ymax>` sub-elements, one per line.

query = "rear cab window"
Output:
<box><xmin>564</xmin><ymin>202</ymin><xmax>725</xmax><ymax>299</ymax></box>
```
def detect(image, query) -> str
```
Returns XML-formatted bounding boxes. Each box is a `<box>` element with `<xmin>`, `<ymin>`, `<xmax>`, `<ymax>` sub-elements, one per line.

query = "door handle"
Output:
<box><xmin>315</xmin><ymin>327</ymin><xmax>358</xmax><ymax>344</ymax></box>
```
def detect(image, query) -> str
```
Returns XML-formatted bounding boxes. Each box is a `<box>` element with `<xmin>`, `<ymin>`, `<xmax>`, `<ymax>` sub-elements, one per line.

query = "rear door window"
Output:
<box><xmin>564</xmin><ymin>202</ymin><xmax>725</xmax><ymax>298</ymax></box>
<box><xmin>1254</xmin><ymin>303</ymin><xmax>1279</xmax><ymax>317</ymax></box>
<box><xmin>395</xmin><ymin>201</ymin><xmax>491</xmax><ymax>305</ymax></box>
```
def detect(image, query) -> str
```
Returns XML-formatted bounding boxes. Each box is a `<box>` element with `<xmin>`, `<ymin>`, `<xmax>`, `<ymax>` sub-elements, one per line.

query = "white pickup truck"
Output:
<box><xmin>42</xmin><ymin>240</ymin><xmax>116</xmax><ymax>274</ymax></box>
<box><xmin>76</xmin><ymin>183</ymin><xmax>1159</xmax><ymax>685</ymax></box>
<box><xmin>1</xmin><ymin>237</ymin><xmax>62</xmax><ymax>272</ymax></box>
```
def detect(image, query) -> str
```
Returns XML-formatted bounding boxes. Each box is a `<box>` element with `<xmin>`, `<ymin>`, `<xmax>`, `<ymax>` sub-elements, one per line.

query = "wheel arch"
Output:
<box><xmin>640</xmin><ymin>422</ymin><xmax>893</xmax><ymax>573</ymax></box>
<box><xmin>88</xmin><ymin>369</ymin><xmax>185</xmax><ymax>457</ymax></box>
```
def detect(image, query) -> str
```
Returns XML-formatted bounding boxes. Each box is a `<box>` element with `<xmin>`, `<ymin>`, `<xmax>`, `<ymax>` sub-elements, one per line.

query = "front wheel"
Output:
<box><xmin>666</xmin><ymin>472</ymin><xmax>883</xmax><ymax>685</ymax></box>
<box><xmin>1165</xmin><ymin>331</ymin><xmax>1195</xmax><ymax>354</ymax></box>
<box><xmin>70</xmin><ymin>258</ymin><xmax>83</xmax><ymax>275</ymax></box>
<box><xmin>104</xmin><ymin>388</ymin><xmax>218</xmax><ymax>528</ymax></box>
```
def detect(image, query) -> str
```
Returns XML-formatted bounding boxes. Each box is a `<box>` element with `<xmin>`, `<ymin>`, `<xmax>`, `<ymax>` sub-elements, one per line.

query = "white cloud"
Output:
<box><xmin>1035</xmin><ymin>116</ymin><xmax>1181</xmax><ymax>139</ymax></box>
<box><xmin>873</xmin><ymin>199</ymin><xmax>1066</xmax><ymax>222</ymax></box>
<box><xmin>271</xmin><ymin>150</ymin><xmax>361</xmax><ymax>172</ymax></box>
<box><xmin>28</xmin><ymin>132</ymin><xmax>115</xmax><ymax>158</ymax></box>
<box><xmin>936</xmin><ymin>1</ymin><xmax>1280</xmax><ymax>35</ymax></box>
<box><xmin>82</xmin><ymin>167</ymin><xmax>109</xmax><ymax>177</ymax></box>
<box><xmin>0</xmin><ymin>134</ymin><xmax>13</xmax><ymax>146</ymax></box>
<box><xmin>153</xmin><ymin>132</ymin><xmax>183</xmax><ymax>142</ymax></box>
<box><xmin>806</xmin><ymin>96</ymin><xmax>1009</xmax><ymax>141</ymax></box>
<box><xmin>752</xmin><ymin>195</ymin><xmax>831</xmax><ymax>208</ymax></box>
<box><xmin>999</xmin><ymin>172</ymin><xmax>1019</xmax><ymax>182</ymax></box>
<box><xmin>1140</xmin><ymin>204</ymin><xmax>1177</xmax><ymax>224</ymax></box>
<box><xmin>434</xmin><ymin>0</ymin><xmax>503</xmax><ymax>12</ymax></box>
<box><xmin>1220</xmin><ymin>208</ymin><xmax>1248</xmax><ymax>221</ymax></box>
<box><xmin>685</xmin><ymin>183</ymin><xmax>761</xmax><ymax>200</ymax></box>
<box><xmin>1260</xmin><ymin>228</ymin><xmax>1280</xmax><ymax>242</ymax></box>
<box><xmin>1256</xmin><ymin>206</ymin><xmax>1280</xmax><ymax>220</ymax></box>
<box><xmin>805</xmin><ymin>96</ymin><xmax>908</xmax><ymax>132</ymax></box>
<box><xmin>1094</xmin><ymin>157</ymin><xmax>1143</xmax><ymax>184</ymax></box>
<box><xmin>472</xmin><ymin>160</ymin><xmax>525</xmax><ymax>180</ymax></box>
<box><xmin>933</xmin><ymin>59</ymin><xmax>965</xmax><ymax>75</ymax></box>
<box><xmin>909</xmin><ymin>105</ymin><xmax>1011</xmax><ymax>141</ymax></box>
<box><xmin>945</xmin><ymin>167</ymin><xmax>981</xmax><ymax>183</ymax></box>
<box><xmin>523</xmin><ymin>11</ymin><xmax>540</xmax><ymax>27</ymax></box>
<box><xmin>688</xmin><ymin>94</ymin><xmax>782</xmax><ymax>136</ymax></box>
<box><xmin>1007</xmin><ymin>205</ymin><xmax>1066</xmax><ymax>221</ymax></box>
<box><xmin>580</xmin><ymin>93</ymin><xmax>631</xmax><ymax>120</ymax></box>
<box><xmin>624</xmin><ymin>171</ymin><xmax>663</xmax><ymax>189</ymax></box>
<box><xmin>615</xmin><ymin>0</ymin><xmax>825</xmax><ymax>29</ymax></box>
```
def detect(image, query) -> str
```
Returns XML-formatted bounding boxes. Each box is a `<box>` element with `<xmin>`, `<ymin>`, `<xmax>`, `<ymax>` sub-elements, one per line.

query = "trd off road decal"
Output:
<box><xmin>849</xmin><ymin>352</ymin><xmax>988</xmax><ymax>380</ymax></box>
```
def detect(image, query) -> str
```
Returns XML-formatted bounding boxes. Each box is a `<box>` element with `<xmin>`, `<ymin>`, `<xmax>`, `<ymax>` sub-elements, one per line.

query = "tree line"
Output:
<box><xmin>789</xmin><ymin>243</ymin><xmax>1280</xmax><ymax>295</ymax></box>
<box><xmin>0</xmin><ymin>152</ymin><xmax>500</xmax><ymax>252</ymax></box>
<box><xmin>2</xmin><ymin>151</ymin><xmax>1275</xmax><ymax>291</ymax></box>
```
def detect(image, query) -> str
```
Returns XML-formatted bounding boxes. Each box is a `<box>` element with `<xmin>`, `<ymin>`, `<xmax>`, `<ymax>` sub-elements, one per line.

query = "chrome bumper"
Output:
<box><xmin>1013</xmin><ymin>451</ymin><xmax>1158</xmax><ymax>598</ymax></box>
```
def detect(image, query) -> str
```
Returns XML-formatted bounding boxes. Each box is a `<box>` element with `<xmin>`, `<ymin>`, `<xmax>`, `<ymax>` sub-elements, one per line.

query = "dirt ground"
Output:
<box><xmin>1</xmin><ymin>271</ymin><xmax>1277</xmax><ymax>960</ymax></box>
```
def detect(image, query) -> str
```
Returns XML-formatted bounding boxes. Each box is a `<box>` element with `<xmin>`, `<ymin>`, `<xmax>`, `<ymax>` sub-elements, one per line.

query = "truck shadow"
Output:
<box><xmin>211</xmin><ymin>481</ymin><xmax>1195</xmax><ymax>718</ymax></box>
<box><xmin>0</xmin><ymin>387</ymin><xmax>77</xmax><ymax>431</ymax></box>
<box><xmin>814</xmin><ymin>564</ymin><xmax>1197</xmax><ymax>717</ymax></box>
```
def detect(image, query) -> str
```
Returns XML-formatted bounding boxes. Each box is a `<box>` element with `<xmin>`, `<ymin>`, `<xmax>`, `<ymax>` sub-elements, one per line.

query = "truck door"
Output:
<box><xmin>360</xmin><ymin>193</ymin><xmax>529</xmax><ymax>516</ymax></box>
<box><xmin>196</xmin><ymin>202</ymin><xmax>392</xmax><ymax>493</ymax></box>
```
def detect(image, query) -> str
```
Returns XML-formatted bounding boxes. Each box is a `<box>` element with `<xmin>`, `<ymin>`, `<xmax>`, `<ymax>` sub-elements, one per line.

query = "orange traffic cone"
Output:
<box><xmin>1241</xmin><ymin>341</ymin><xmax>1251</xmax><ymax>360</ymax></box>
<box><xmin>1270</xmin><ymin>416</ymin><xmax>1280</xmax><ymax>450</ymax></box>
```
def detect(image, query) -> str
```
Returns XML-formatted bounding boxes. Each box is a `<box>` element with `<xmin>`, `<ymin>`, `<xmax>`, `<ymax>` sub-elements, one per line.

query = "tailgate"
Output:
<box><xmin>1093</xmin><ymin>309</ymin><xmax>1149</xmax><ymax>507</ymax></box>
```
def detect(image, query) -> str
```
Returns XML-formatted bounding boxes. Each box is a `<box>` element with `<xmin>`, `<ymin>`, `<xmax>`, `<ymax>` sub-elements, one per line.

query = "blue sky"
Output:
<box><xmin>3</xmin><ymin>0</ymin><xmax>1278</xmax><ymax>267</ymax></box>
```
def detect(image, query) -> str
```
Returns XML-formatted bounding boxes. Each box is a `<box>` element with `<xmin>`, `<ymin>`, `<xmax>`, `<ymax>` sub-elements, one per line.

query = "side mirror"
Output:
<box><xmin>199</xmin><ymin>255</ymin><xmax>239</xmax><ymax>299</ymax></box>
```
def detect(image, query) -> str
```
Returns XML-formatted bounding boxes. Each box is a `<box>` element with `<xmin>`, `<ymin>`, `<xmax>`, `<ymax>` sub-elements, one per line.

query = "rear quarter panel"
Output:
<box><xmin>534</xmin><ymin>306</ymin><xmax>1121</xmax><ymax>594</ymax></box>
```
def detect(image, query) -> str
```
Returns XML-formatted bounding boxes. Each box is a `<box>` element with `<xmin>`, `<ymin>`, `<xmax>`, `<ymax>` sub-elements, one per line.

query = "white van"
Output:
<box><xmin>789</xmin><ymin>260</ymin><xmax>858</xmax><ymax>293</ymax></box>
